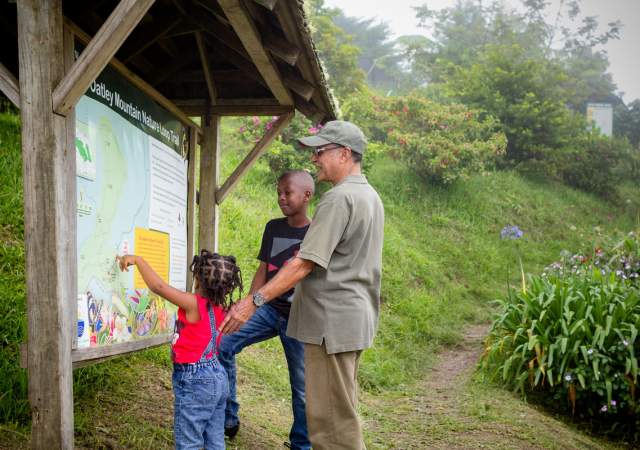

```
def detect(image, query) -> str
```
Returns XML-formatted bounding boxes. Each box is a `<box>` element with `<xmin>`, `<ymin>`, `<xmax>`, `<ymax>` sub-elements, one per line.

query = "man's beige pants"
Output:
<box><xmin>304</xmin><ymin>343</ymin><xmax>365</xmax><ymax>450</ymax></box>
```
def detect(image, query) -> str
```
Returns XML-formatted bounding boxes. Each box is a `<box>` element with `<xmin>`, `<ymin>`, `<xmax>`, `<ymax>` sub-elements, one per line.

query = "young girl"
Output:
<box><xmin>117</xmin><ymin>250</ymin><xmax>243</xmax><ymax>450</ymax></box>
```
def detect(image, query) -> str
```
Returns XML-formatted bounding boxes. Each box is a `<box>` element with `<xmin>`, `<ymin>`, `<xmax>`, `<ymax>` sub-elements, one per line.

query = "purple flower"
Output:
<box><xmin>252</xmin><ymin>116</ymin><xmax>260</xmax><ymax>127</ymax></box>
<box><xmin>611</xmin><ymin>400</ymin><xmax>617</xmax><ymax>407</ymax></box>
<box><xmin>239</xmin><ymin>126</ymin><xmax>246</xmax><ymax>133</ymax></box>
<box><xmin>501</xmin><ymin>225</ymin><xmax>524</xmax><ymax>240</ymax></box>
<box><xmin>600</xmin><ymin>405</ymin><xmax>608</xmax><ymax>412</ymax></box>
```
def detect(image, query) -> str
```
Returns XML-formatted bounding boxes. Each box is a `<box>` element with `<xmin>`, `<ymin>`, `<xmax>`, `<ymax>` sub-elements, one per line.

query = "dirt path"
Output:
<box><xmin>361</xmin><ymin>324</ymin><xmax>621</xmax><ymax>450</ymax></box>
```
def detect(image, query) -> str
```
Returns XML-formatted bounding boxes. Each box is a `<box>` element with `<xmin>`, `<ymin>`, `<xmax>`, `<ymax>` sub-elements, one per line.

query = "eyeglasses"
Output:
<box><xmin>311</xmin><ymin>144</ymin><xmax>343</xmax><ymax>157</ymax></box>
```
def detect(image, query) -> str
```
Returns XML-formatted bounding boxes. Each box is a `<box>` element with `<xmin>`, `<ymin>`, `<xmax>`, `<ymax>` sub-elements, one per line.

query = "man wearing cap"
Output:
<box><xmin>221</xmin><ymin>120</ymin><xmax>384</xmax><ymax>450</ymax></box>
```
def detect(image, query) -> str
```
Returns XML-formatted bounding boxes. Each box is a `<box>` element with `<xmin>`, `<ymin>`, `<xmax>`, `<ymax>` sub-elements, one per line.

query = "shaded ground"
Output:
<box><xmin>360</xmin><ymin>325</ymin><xmax>623</xmax><ymax>450</ymax></box>
<box><xmin>0</xmin><ymin>325</ymin><xmax>629</xmax><ymax>449</ymax></box>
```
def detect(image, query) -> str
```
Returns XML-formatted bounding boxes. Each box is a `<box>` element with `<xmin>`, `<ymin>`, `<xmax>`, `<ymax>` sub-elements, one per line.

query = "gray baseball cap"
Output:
<box><xmin>297</xmin><ymin>120</ymin><xmax>367</xmax><ymax>154</ymax></box>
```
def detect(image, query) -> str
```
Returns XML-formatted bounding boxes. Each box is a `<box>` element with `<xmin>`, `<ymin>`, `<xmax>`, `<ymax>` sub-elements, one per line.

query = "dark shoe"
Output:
<box><xmin>225</xmin><ymin>423</ymin><xmax>240</xmax><ymax>439</ymax></box>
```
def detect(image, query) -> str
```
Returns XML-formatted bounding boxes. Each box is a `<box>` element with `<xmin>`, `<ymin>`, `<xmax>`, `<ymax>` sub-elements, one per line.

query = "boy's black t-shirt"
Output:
<box><xmin>257</xmin><ymin>218</ymin><xmax>309</xmax><ymax>317</ymax></box>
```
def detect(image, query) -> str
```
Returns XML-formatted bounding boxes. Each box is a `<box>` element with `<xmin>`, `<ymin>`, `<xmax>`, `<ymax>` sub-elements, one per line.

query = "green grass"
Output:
<box><xmin>0</xmin><ymin>111</ymin><xmax>638</xmax><ymax>447</ymax></box>
<box><xmin>0</xmin><ymin>111</ymin><xmax>28</xmax><ymax>424</ymax></box>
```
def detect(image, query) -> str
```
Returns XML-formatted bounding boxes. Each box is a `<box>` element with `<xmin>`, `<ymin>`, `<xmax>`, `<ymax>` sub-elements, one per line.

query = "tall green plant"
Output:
<box><xmin>484</xmin><ymin>233</ymin><xmax>640</xmax><ymax>434</ymax></box>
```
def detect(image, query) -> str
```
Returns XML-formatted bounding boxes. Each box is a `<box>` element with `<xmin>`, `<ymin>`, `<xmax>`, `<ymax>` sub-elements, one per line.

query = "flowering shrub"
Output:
<box><xmin>544</xmin><ymin>231</ymin><xmax>640</xmax><ymax>285</ymax></box>
<box><xmin>342</xmin><ymin>93</ymin><xmax>507</xmax><ymax>185</ymax></box>
<box><xmin>483</xmin><ymin>230</ymin><xmax>640</xmax><ymax>436</ymax></box>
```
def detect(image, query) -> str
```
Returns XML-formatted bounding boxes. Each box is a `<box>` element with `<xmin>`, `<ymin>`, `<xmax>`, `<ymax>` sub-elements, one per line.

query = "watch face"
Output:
<box><xmin>253</xmin><ymin>293</ymin><xmax>265</xmax><ymax>307</ymax></box>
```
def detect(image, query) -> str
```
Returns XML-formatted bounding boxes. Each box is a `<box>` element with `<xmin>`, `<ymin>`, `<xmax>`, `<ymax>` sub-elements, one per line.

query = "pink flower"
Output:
<box><xmin>239</xmin><ymin>126</ymin><xmax>246</xmax><ymax>133</ymax></box>
<box><xmin>252</xmin><ymin>116</ymin><xmax>260</xmax><ymax>127</ymax></box>
<box><xmin>308</xmin><ymin>126</ymin><xmax>320</xmax><ymax>134</ymax></box>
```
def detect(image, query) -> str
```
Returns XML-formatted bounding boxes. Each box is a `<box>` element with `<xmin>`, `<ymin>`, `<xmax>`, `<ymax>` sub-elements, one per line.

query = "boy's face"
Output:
<box><xmin>277</xmin><ymin>177</ymin><xmax>309</xmax><ymax>217</ymax></box>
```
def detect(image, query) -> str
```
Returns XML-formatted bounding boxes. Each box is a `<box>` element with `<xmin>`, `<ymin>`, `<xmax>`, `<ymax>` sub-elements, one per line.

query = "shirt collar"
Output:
<box><xmin>335</xmin><ymin>174</ymin><xmax>367</xmax><ymax>186</ymax></box>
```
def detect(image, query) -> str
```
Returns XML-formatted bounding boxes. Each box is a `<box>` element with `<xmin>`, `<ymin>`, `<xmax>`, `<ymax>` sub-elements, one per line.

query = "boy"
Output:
<box><xmin>218</xmin><ymin>170</ymin><xmax>314</xmax><ymax>450</ymax></box>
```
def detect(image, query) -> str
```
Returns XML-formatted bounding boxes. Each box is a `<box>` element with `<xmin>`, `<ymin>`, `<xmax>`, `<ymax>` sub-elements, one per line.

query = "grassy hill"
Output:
<box><xmin>1</xmin><ymin>111</ymin><xmax>638</xmax><ymax>448</ymax></box>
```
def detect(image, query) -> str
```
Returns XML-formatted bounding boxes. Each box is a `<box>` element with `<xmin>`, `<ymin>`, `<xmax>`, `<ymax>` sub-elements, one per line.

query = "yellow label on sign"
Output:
<box><xmin>134</xmin><ymin>228</ymin><xmax>170</xmax><ymax>289</ymax></box>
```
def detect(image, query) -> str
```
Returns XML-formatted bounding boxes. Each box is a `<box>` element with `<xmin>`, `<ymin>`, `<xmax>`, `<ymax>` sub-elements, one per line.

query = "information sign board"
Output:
<box><xmin>75</xmin><ymin>65</ymin><xmax>187</xmax><ymax>349</ymax></box>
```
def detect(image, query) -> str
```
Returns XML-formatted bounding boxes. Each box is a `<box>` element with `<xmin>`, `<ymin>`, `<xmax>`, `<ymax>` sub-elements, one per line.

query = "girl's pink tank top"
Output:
<box><xmin>171</xmin><ymin>295</ymin><xmax>225</xmax><ymax>364</ymax></box>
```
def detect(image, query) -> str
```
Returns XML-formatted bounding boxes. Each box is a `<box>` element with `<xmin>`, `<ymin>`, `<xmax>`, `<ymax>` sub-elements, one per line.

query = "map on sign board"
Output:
<box><xmin>75</xmin><ymin>64</ymin><xmax>187</xmax><ymax>349</ymax></box>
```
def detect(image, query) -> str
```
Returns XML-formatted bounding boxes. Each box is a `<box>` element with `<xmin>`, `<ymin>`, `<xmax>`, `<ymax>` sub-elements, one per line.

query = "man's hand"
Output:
<box><xmin>220</xmin><ymin>296</ymin><xmax>257</xmax><ymax>334</ymax></box>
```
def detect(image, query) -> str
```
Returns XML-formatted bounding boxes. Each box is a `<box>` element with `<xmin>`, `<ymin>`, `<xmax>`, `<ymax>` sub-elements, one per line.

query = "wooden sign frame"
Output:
<box><xmin>9</xmin><ymin>1</ymin><xmax>294</xmax><ymax>447</ymax></box>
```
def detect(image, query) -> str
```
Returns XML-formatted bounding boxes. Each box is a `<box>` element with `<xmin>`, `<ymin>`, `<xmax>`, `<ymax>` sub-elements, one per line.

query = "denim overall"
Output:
<box><xmin>172</xmin><ymin>303</ymin><xmax>229</xmax><ymax>450</ymax></box>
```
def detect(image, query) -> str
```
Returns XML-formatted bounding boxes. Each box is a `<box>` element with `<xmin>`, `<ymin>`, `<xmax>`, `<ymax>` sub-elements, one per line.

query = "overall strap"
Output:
<box><xmin>198</xmin><ymin>301</ymin><xmax>218</xmax><ymax>363</ymax></box>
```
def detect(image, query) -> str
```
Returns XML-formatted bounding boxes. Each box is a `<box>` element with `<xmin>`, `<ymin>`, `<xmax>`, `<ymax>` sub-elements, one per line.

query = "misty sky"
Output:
<box><xmin>324</xmin><ymin>0</ymin><xmax>640</xmax><ymax>103</ymax></box>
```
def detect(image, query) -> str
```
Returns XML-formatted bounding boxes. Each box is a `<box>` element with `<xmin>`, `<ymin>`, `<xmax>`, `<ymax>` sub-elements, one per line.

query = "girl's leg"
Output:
<box><xmin>173</xmin><ymin>370</ymin><xmax>207</xmax><ymax>450</ymax></box>
<box><xmin>203</xmin><ymin>367</ymin><xmax>229</xmax><ymax>450</ymax></box>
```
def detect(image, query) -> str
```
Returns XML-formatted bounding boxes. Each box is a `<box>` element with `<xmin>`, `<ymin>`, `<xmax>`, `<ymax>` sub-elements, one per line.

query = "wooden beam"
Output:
<box><xmin>293</xmin><ymin>93</ymin><xmax>323</xmax><ymax>123</ymax></box>
<box><xmin>282</xmin><ymin>68</ymin><xmax>315</xmax><ymax>101</ymax></box>
<box><xmin>264</xmin><ymin>29</ymin><xmax>300</xmax><ymax>66</ymax></box>
<box><xmin>252</xmin><ymin>0</ymin><xmax>278</xmax><ymax>10</ymax></box>
<box><xmin>186</xmin><ymin>126</ymin><xmax>199</xmax><ymax>293</ymax></box>
<box><xmin>120</xmin><ymin>17</ymin><xmax>183</xmax><ymax>62</ymax></box>
<box><xmin>186</xmin><ymin>7</ymin><xmax>251</xmax><ymax>61</ymax></box>
<box><xmin>164</xmin><ymin>21</ymin><xmax>202</xmax><ymax>38</ymax></box>
<box><xmin>273</xmin><ymin>1</ymin><xmax>333</xmax><ymax>121</ymax></box>
<box><xmin>0</xmin><ymin>62</ymin><xmax>20</xmax><ymax>108</ymax></box>
<box><xmin>242</xmin><ymin>1</ymin><xmax>299</xmax><ymax>66</ymax></box>
<box><xmin>174</xmin><ymin>98</ymin><xmax>280</xmax><ymax>107</ymax></box>
<box><xmin>195</xmin><ymin>31</ymin><xmax>217</xmax><ymax>105</ymax></box>
<box><xmin>17</xmin><ymin>1</ymin><xmax>75</xmax><ymax>446</ymax></box>
<box><xmin>199</xmin><ymin>115</ymin><xmax>221</xmax><ymax>252</ymax></box>
<box><xmin>217</xmin><ymin>112</ymin><xmax>293</xmax><ymax>204</ymax></box>
<box><xmin>150</xmin><ymin>52</ymin><xmax>199</xmax><ymax>86</ymax></box>
<box><xmin>206</xmin><ymin>41</ymin><xmax>267</xmax><ymax>88</ymax></box>
<box><xmin>212</xmin><ymin>104</ymin><xmax>293</xmax><ymax>116</ymax></box>
<box><xmin>171</xmin><ymin>98</ymin><xmax>290</xmax><ymax>116</ymax></box>
<box><xmin>218</xmin><ymin>0</ymin><xmax>293</xmax><ymax>105</ymax></box>
<box><xmin>170</xmin><ymin>69</ymin><xmax>246</xmax><ymax>83</ymax></box>
<box><xmin>65</xmin><ymin>19</ymin><xmax>202</xmax><ymax>134</ymax></box>
<box><xmin>71</xmin><ymin>334</ymin><xmax>171</xmax><ymax>366</ymax></box>
<box><xmin>52</xmin><ymin>0</ymin><xmax>156</xmax><ymax>115</ymax></box>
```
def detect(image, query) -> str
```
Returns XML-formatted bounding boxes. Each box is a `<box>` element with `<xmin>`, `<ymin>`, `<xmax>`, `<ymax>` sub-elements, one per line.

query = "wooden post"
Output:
<box><xmin>186</xmin><ymin>126</ymin><xmax>199</xmax><ymax>292</ymax></box>
<box><xmin>199</xmin><ymin>115</ymin><xmax>221</xmax><ymax>253</ymax></box>
<box><xmin>17</xmin><ymin>0</ymin><xmax>75</xmax><ymax>448</ymax></box>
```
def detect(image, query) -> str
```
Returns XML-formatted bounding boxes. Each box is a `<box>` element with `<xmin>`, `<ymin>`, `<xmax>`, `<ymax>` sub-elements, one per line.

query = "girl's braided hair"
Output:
<box><xmin>190</xmin><ymin>249</ymin><xmax>243</xmax><ymax>309</ymax></box>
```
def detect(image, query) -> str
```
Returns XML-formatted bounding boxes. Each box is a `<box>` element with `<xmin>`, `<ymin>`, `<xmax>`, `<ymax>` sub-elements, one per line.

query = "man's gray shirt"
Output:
<box><xmin>286</xmin><ymin>174</ymin><xmax>384</xmax><ymax>354</ymax></box>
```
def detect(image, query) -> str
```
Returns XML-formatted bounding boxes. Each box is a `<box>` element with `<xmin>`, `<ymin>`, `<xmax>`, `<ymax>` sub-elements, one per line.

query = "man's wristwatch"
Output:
<box><xmin>252</xmin><ymin>291</ymin><xmax>266</xmax><ymax>307</ymax></box>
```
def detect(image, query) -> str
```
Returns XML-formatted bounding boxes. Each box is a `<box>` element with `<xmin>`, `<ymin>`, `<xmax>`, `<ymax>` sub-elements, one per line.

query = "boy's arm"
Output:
<box><xmin>117</xmin><ymin>255</ymin><xmax>197</xmax><ymax>314</ymax></box>
<box><xmin>249</xmin><ymin>261</ymin><xmax>268</xmax><ymax>295</ymax></box>
<box><xmin>220</xmin><ymin>257</ymin><xmax>314</xmax><ymax>334</ymax></box>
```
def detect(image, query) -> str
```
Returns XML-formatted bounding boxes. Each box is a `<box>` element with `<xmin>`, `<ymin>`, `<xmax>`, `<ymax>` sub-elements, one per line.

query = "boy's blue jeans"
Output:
<box><xmin>173</xmin><ymin>360</ymin><xmax>229</xmax><ymax>450</ymax></box>
<box><xmin>218</xmin><ymin>304</ymin><xmax>310</xmax><ymax>450</ymax></box>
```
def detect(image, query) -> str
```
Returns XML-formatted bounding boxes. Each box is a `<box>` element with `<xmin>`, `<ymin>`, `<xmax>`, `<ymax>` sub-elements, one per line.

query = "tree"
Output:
<box><xmin>306</xmin><ymin>0</ymin><xmax>366</xmax><ymax>99</ymax></box>
<box><xmin>404</xmin><ymin>0</ymin><xmax>623</xmax><ymax>164</ymax></box>
<box><xmin>446</xmin><ymin>43</ymin><xmax>576</xmax><ymax>162</ymax></box>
